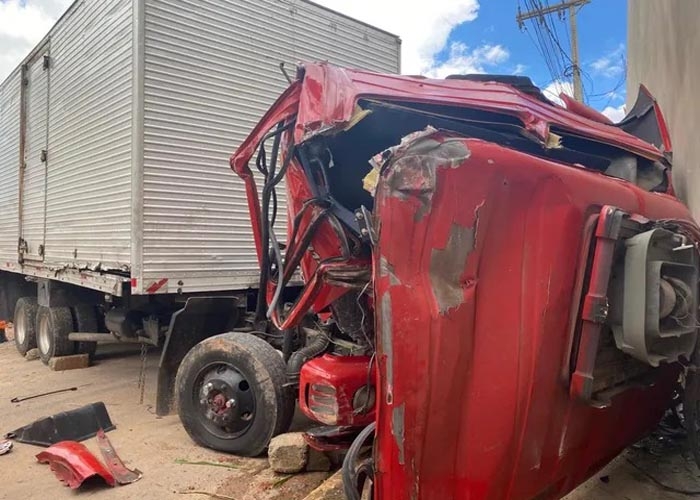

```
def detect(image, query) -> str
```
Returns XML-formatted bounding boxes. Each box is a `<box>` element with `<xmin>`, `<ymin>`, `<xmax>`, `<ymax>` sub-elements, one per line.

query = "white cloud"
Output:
<box><xmin>513</xmin><ymin>63</ymin><xmax>527</xmax><ymax>75</ymax></box>
<box><xmin>590</xmin><ymin>44</ymin><xmax>626</xmax><ymax>78</ymax></box>
<box><xmin>542</xmin><ymin>80</ymin><xmax>574</xmax><ymax>106</ymax></box>
<box><xmin>601</xmin><ymin>104</ymin><xmax>626</xmax><ymax>123</ymax></box>
<box><xmin>314</xmin><ymin>0</ymin><xmax>481</xmax><ymax>75</ymax></box>
<box><xmin>605</xmin><ymin>90</ymin><xmax>623</xmax><ymax>102</ymax></box>
<box><xmin>425</xmin><ymin>42</ymin><xmax>509</xmax><ymax>78</ymax></box>
<box><xmin>3</xmin><ymin>0</ymin><xmax>491</xmax><ymax>81</ymax></box>
<box><xmin>0</xmin><ymin>0</ymin><xmax>72</xmax><ymax>80</ymax></box>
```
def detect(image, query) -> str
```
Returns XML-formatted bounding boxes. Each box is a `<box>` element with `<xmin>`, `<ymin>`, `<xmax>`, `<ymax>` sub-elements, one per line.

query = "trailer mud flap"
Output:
<box><xmin>156</xmin><ymin>296</ymin><xmax>244</xmax><ymax>416</ymax></box>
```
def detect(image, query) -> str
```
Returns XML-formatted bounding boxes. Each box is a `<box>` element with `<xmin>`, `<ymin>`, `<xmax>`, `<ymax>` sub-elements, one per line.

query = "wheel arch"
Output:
<box><xmin>156</xmin><ymin>296</ymin><xmax>246</xmax><ymax>416</ymax></box>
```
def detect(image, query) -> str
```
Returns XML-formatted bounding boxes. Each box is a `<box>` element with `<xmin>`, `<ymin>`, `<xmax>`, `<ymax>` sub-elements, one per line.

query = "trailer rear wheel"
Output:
<box><xmin>176</xmin><ymin>332</ymin><xmax>294</xmax><ymax>456</ymax></box>
<box><xmin>36</xmin><ymin>306</ymin><xmax>74</xmax><ymax>365</ymax></box>
<box><xmin>14</xmin><ymin>297</ymin><xmax>37</xmax><ymax>355</ymax></box>
<box><xmin>72</xmin><ymin>304</ymin><xmax>98</xmax><ymax>358</ymax></box>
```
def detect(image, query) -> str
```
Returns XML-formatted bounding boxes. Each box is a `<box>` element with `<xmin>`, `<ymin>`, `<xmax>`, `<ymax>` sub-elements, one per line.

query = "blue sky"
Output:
<box><xmin>318</xmin><ymin>0</ymin><xmax>628</xmax><ymax>119</ymax></box>
<box><xmin>442</xmin><ymin>1</ymin><xmax>627</xmax><ymax>116</ymax></box>
<box><xmin>2</xmin><ymin>0</ymin><xmax>628</xmax><ymax>118</ymax></box>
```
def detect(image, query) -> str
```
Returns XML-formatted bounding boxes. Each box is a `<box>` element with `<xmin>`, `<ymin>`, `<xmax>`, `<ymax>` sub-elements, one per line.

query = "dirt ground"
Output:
<box><xmin>564</xmin><ymin>450</ymin><xmax>700</xmax><ymax>500</ymax></box>
<box><xmin>0</xmin><ymin>341</ymin><xmax>330</xmax><ymax>500</ymax></box>
<box><xmin>0</xmin><ymin>339</ymin><xmax>699</xmax><ymax>500</ymax></box>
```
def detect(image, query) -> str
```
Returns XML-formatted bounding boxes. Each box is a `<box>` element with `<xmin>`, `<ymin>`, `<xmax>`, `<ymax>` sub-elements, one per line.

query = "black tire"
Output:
<box><xmin>13</xmin><ymin>297</ymin><xmax>37</xmax><ymax>356</ymax></box>
<box><xmin>176</xmin><ymin>332</ymin><xmax>294</xmax><ymax>456</ymax></box>
<box><xmin>72</xmin><ymin>304</ymin><xmax>98</xmax><ymax>358</ymax></box>
<box><xmin>36</xmin><ymin>306</ymin><xmax>74</xmax><ymax>365</ymax></box>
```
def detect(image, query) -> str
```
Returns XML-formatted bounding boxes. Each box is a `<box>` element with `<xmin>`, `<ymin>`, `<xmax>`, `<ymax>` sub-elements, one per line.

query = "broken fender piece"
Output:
<box><xmin>36</xmin><ymin>441</ymin><xmax>116</xmax><ymax>489</ymax></box>
<box><xmin>96</xmin><ymin>429</ymin><xmax>142</xmax><ymax>484</ymax></box>
<box><xmin>5</xmin><ymin>402</ymin><xmax>115</xmax><ymax>446</ymax></box>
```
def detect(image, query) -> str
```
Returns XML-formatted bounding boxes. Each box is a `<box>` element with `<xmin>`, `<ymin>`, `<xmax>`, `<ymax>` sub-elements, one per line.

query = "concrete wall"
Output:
<box><xmin>627</xmin><ymin>1</ymin><xmax>700</xmax><ymax>217</ymax></box>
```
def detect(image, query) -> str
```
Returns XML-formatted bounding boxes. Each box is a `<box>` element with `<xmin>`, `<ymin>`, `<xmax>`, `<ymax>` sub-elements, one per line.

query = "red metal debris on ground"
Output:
<box><xmin>36</xmin><ymin>441</ymin><xmax>115</xmax><ymax>489</ymax></box>
<box><xmin>96</xmin><ymin>429</ymin><xmax>143</xmax><ymax>484</ymax></box>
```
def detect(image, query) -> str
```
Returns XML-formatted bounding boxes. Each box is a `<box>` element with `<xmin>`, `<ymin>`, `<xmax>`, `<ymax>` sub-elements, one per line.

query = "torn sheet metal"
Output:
<box><xmin>365</xmin><ymin>127</ymin><xmax>472</xmax><ymax>198</ymax></box>
<box><xmin>96</xmin><ymin>429</ymin><xmax>142</xmax><ymax>485</ymax></box>
<box><xmin>370</xmin><ymin>127</ymin><xmax>439</xmax><ymax>167</ymax></box>
<box><xmin>36</xmin><ymin>441</ymin><xmax>116</xmax><ymax>489</ymax></box>
<box><xmin>364</xmin><ymin>127</ymin><xmax>439</xmax><ymax>196</ymax></box>
<box><xmin>231</xmin><ymin>64</ymin><xmax>669</xmax><ymax>203</ymax></box>
<box><xmin>5</xmin><ymin>402</ymin><xmax>114</xmax><ymax>446</ymax></box>
<box><xmin>373</xmin><ymin>136</ymin><xmax>692</xmax><ymax>500</ymax></box>
<box><xmin>380</xmin><ymin>130</ymin><xmax>471</xmax><ymax>222</ymax></box>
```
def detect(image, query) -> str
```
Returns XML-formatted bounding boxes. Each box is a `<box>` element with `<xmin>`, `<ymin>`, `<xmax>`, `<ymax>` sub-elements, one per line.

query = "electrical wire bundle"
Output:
<box><xmin>517</xmin><ymin>0</ymin><xmax>627</xmax><ymax>107</ymax></box>
<box><xmin>518</xmin><ymin>0</ymin><xmax>576</xmax><ymax>91</ymax></box>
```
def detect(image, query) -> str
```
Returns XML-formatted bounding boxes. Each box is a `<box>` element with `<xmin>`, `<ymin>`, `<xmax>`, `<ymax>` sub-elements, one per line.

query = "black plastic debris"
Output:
<box><xmin>5</xmin><ymin>402</ymin><xmax>115</xmax><ymax>446</ymax></box>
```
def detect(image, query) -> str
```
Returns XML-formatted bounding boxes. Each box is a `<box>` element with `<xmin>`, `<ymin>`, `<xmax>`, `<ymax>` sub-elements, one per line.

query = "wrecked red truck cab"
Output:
<box><xmin>231</xmin><ymin>63</ymin><xmax>700</xmax><ymax>499</ymax></box>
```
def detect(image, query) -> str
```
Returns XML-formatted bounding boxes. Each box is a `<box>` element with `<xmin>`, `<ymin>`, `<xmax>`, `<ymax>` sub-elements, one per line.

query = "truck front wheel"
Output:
<box><xmin>36</xmin><ymin>306</ymin><xmax>74</xmax><ymax>364</ymax></box>
<box><xmin>175</xmin><ymin>332</ymin><xmax>294</xmax><ymax>456</ymax></box>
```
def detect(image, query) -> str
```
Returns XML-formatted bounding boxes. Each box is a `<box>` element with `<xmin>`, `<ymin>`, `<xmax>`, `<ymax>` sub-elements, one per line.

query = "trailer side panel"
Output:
<box><xmin>0</xmin><ymin>70</ymin><xmax>21</xmax><ymax>268</ymax></box>
<box><xmin>21</xmin><ymin>47</ymin><xmax>50</xmax><ymax>263</ymax></box>
<box><xmin>43</xmin><ymin>0</ymin><xmax>133</xmax><ymax>271</ymax></box>
<box><xmin>138</xmin><ymin>0</ymin><xmax>400</xmax><ymax>294</ymax></box>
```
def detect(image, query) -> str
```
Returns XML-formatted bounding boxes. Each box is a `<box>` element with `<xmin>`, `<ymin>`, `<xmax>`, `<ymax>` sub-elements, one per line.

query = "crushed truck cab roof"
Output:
<box><xmin>233</xmin><ymin>63</ymin><xmax>667</xmax><ymax>172</ymax></box>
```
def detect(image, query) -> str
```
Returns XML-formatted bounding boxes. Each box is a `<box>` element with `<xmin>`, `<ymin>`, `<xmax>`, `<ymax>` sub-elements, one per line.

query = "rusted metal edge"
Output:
<box><xmin>96</xmin><ymin>429</ymin><xmax>143</xmax><ymax>485</ymax></box>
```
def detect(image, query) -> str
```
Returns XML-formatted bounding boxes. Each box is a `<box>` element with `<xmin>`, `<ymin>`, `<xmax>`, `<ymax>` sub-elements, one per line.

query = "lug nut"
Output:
<box><xmin>225</xmin><ymin>398</ymin><xmax>236</xmax><ymax>408</ymax></box>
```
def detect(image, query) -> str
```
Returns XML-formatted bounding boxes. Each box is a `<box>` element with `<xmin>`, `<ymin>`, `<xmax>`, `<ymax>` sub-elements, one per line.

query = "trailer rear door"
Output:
<box><xmin>20</xmin><ymin>45</ymin><xmax>50</xmax><ymax>262</ymax></box>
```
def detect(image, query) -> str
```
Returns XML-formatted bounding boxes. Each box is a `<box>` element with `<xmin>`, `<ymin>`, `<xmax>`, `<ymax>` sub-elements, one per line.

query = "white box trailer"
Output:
<box><xmin>0</xmin><ymin>0</ymin><xmax>400</xmax><ymax>298</ymax></box>
<box><xmin>0</xmin><ymin>0</ymin><xmax>399</xmax><ymax>376</ymax></box>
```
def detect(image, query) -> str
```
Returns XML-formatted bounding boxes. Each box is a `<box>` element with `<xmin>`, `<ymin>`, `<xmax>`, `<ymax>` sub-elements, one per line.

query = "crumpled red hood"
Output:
<box><xmin>231</xmin><ymin>62</ymin><xmax>664</xmax><ymax>176</ymax></box>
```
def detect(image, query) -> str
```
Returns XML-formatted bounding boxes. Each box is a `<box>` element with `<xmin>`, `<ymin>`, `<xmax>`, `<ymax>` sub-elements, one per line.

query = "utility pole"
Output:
<box><xmin>516</xmin><ymin>0</ymin><xmax>590</xmax><ymax>102</ymax></box>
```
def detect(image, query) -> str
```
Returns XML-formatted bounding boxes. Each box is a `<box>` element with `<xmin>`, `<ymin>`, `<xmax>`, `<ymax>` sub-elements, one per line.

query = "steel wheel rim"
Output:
<box><xmin>15</xmin><ymin>309</ymin><xmax>26</xmax><ymax>345</ymax></box>
<box><xmin>37</xmin><ymin>313</ymin><xmax>51</xmax><ymax>355</ymax></box>
<box><xmin>194</xmin><ymin>362</ymin><xmax>256</xmax><ymax>440</ymax></box>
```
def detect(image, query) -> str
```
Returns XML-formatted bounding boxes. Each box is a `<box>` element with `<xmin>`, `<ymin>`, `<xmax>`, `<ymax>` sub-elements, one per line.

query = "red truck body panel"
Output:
<box><xmin>231</xmin><ymin>63</ymin><xmax>691</xmax><ymax>499</ymax></box>
<box><xmin>232</xmin><ymin>63</ymin><xmax>665</xmax><ymax>176</ymax></box>
<box><xmin>372</xmin><ymin>131</ymin><xmax>689</xmax><ymax>499</ymax></box>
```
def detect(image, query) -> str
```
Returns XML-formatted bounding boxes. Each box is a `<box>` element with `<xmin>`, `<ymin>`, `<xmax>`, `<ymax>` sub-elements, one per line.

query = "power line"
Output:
<box><xmin>524</xmin><ymin>0</ymin><xmax>570</xmax><ymax>90</ymax></box>
<box><xmin>516</xmin><ymin>0</ymin><xmax>590</xmax><ymax>102</ymax></box>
